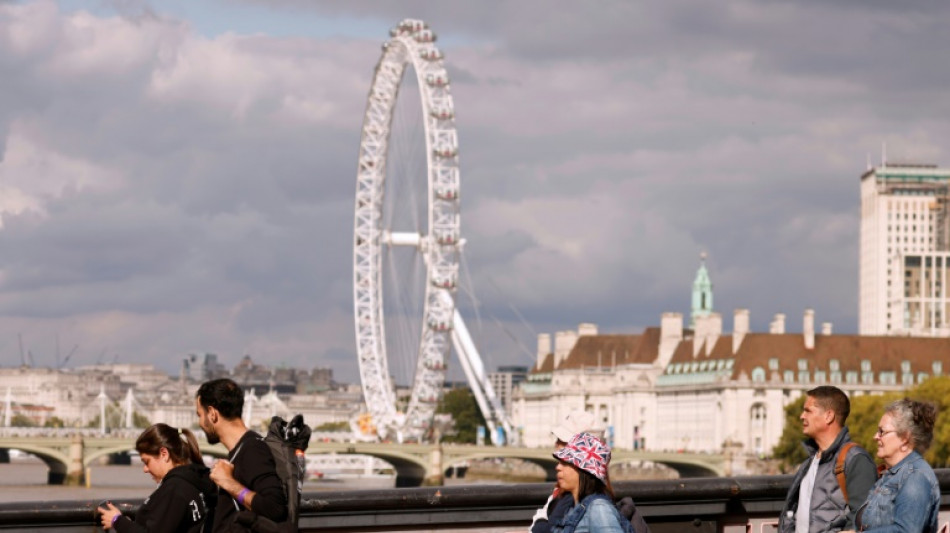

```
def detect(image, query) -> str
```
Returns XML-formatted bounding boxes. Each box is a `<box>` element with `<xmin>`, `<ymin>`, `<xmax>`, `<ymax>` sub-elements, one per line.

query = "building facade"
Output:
<box><xmin>512</xmin><ymin>256</ymin><xmax>950</xmax><ymax>467</ymax></box>
<box><xmin>487</xmin><ymin>365</ymin><xmax>528</xmax><ymax>417</ymax></box>
<box><xmin>859</xmin><ymin>163</ymin><xmax>950</xmax><ymax>335</ymax></box>
<box><xmin>512</xmin><ymin>308</ymin><xmax>950</xmax><ymax>462</ymax></box>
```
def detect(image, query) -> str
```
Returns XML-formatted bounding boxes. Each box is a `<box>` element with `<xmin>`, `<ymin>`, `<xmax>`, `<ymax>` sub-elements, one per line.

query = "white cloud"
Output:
<box><xmin>0</xmin><ymin>0</ymin><xmax>949</xmax><ymax>381</ymax></box>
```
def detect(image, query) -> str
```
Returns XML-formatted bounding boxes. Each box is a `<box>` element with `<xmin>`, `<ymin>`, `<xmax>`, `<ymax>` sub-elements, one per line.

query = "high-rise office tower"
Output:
<box><xmin>859</xmin><ymin>163</ymin><xmax>950</xmax><ymax>336</ymax></box>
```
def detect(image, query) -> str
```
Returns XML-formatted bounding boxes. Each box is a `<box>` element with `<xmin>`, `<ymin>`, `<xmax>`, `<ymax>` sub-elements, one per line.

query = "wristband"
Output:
<box><xmin>237</xmin><ymin>488</ymin><xmax>250</xmax><ymax>506</ymax></box>
<box><xmin>111</xmin><ymin>514</ymin><xmax>121</xmax><ymax>526</ymax></box>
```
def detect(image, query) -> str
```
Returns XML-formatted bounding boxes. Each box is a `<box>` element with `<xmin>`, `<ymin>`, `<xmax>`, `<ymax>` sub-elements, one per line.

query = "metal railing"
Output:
<box><xmin>1</xmin><ymin>472</ymin><xmax>950</xmax><ymax>532</ymax></box>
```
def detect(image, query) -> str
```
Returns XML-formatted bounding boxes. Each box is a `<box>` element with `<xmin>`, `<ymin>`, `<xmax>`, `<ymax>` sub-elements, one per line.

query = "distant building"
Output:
<box><xmin>181</xmin><ymin>353</ymin><xmax>226</xmax><ymax>382</ymax></box>
<box><xmin>487</xmin><ymin>365</ymin><xmax>527</xmax><ymax>416</ymax></box>
<box><xmin>859</xmin><ymin>162</ymin><xmax>950</xmax><ymax>336</ymax></box>
<box><xmin>0</xmin><ymin>356</ymin><xmax>359</xmax><ymax>432</ymax></box>
<box><xmin>512</xmin><ymin>255</ymin><xmax>950</xmax><ymax>467</ymax></box>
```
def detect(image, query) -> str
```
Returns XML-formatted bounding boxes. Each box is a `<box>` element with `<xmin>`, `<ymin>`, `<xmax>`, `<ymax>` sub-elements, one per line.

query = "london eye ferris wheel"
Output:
<box><xmin>353</xmin><ymin>19</ymin><xmax>511</xmax><ymax>444</ymax></box>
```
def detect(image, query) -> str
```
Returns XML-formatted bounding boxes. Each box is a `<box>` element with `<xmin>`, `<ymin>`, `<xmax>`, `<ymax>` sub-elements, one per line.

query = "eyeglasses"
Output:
<box><xmin>875</xmin><ymin>427</ymin><xmax>897</xmax><ymax>438</ymax></box>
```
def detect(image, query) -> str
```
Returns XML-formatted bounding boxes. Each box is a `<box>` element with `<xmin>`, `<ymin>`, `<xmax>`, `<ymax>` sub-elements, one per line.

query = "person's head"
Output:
<box><xmin>551</xmin><ymin>411</ymin><xmax>596</xmax><ymax>448</ymax></box>
<box><xmin>801</xmin><ymin>386</ymin><xmax>849</xmax><ymax>440</ymax></box>
<box><xmin>135</xmin><ymin>423</ymin><xmax>202</xmax><ymax>483</ymax></box>
<box><xmin>875</xmin><ymin>398</ymin><xmax>936</xmax><ymax>466</ymax></box>
<box><xmin>195</xmin><ymin>378</ymin><xmax>245</xmax><ymax>445</ymax></box>
<box><xmin>552</xmin><ymin>432</ymin><xmax>613</xmax><ymax>501</ymax></box>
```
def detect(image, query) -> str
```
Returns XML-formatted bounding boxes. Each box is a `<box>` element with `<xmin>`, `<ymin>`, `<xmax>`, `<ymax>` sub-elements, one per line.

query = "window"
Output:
<box><xmin>798</xmin><ymin>359</ymin><xmax>808</xmax><ymax>371</ymax></box>
<box><xmin>751</xmin><ymin>367</ymin><xmax>766</xmax><ymax>383</ymax></box>
<box><xmin>750</xmin><ymin>403</ymin><xmax>767</xmax><ymax>430</ymax></box>
<box><xmin>829</xmin><ymin>359</ymin><xmax>839</xmax><ymax>372</ymax></box>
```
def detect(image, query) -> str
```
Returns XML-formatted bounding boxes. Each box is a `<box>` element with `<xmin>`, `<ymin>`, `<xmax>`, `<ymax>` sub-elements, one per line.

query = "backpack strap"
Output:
<box><xmin>228</xmin><ymin>441</ymin><xmax>247</xmax><ymax>512</ymax></box>
<box><xmin>835</xmin><ymin>442</ymin><xmax>857</xmax><ymax>503</ymax></box>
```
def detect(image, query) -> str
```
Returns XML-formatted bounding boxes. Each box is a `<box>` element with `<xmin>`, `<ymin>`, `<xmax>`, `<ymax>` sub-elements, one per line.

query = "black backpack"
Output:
<box><xmin>236</xmin><ymin>415</ymin><xmax>311</xmax><ymax>533</ymax></box>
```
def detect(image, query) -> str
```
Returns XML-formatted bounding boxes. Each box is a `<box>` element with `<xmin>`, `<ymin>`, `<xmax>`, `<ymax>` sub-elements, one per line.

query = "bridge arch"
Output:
<box><xmin>447</xmin><ymin>451</ymin><xmax>559</xmax><ymax>482</ymax></box>
<box><xmin>0</xmin><ymin>444</ymin><xmax>71</xmax><ymax>484</ymax></box>
<box><xmin>445</xmin><ymin>450</ymin><xmax>724</xmax><ymax>480</ymax></box>
<box><xmin>337</xmin><ymin>450</ymin><xmax>428</xmax><ymax>487</ymax></box>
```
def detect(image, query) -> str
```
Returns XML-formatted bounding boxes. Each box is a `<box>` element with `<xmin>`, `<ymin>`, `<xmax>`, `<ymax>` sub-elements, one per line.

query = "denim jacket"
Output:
<box><xmin>553</xmin><ymin>494</ymin><xmax>633</xmax><ymax>533</ymax></box>
<box><xmin>855</xmin><ymin>451</ymin><xmax>939</xmax><ymax>533</ymax></box>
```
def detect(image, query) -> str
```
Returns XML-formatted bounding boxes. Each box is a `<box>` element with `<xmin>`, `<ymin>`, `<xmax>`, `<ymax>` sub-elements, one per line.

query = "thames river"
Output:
<box><xmin>0</xmin><ymin>458</ymin><xmax>396</xmax><ymax>503</ymax></box>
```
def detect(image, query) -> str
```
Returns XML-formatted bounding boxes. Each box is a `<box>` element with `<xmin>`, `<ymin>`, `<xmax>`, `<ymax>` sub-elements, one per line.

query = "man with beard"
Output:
<box><xmin>196</xmin><ymin>378</ymin><xmax>287</xmax><ymax>532</ymax></box>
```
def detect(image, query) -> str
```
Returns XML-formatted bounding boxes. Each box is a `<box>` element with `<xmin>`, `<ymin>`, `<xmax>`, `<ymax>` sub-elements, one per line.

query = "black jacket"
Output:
<box><xmin>115</xmin><ymin>463</ymin><xmax>216</xmax><ymax>533</ymax></box>
<box><xmin>210</xmin><ymin>431</ymin><xmax>287</xmax><ymax>533</ymax></box>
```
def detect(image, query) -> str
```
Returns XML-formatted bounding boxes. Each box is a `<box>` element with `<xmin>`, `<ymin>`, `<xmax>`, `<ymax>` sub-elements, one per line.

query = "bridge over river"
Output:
<box><xmin>0</xmin><ymin>429</ymin><xmax>725</xmax><ymax>486</ymax></box>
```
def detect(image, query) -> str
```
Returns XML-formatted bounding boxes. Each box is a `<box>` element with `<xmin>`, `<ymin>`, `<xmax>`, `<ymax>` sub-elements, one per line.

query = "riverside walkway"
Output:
<box><xmin>3</xmin><ymin>472</ymin><xmax>950</xmax><ymax>532</ymax></box>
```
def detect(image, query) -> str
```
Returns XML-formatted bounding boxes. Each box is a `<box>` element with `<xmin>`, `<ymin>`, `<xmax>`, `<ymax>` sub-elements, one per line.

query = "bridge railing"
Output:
<box><xmin>3</xmin><ymin>471</ymin><xmax>950</xmax><ymax>532</ymax></box>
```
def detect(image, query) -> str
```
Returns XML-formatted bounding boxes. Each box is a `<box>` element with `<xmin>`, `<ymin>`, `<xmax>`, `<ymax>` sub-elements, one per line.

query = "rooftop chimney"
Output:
<box><xmin>804</xmin><ymin>309</ymin><xmax>815</xmax><ymax>350</ymax></box>
<box><xmin>578</xmin><ymin>323</ymin><xmax>598</xmax><ymax>336</ymax></box>
<box><xmin>693</xmin><ymin>315</ymin><xmax>708</xmax><ymax>358</ymax></box>
<box><xmin>659</xmin><ymin>313</ymin><xmax>683</xmax><ymax>367</ymax></box>
<box><xmin>822</xmin><ymin>322</ymin><xmax>833</xmax><ymax>335</ymax></box>
<box><xmin>733</xmin><ymin>309</ymin><xmax>749</xmax><ymax>353</ymax></box>
<box><xmin>770</xmin><ymin>313</ymin><xmax>786</xmax><ymax>334</ymax></box>
<box><xmin>706</xmin><ymin>313</ymin><xmax>722</xmax><ymax>356</ymax></box>
<box><xmin>554</xmin><ymin>330</ymin><xmax>578</xmax><ymax>368</ymax></box>
<box><xmin>537</xmin><ymin>333</ymin><xmax>551</xmax><ymax>371</ymax></box>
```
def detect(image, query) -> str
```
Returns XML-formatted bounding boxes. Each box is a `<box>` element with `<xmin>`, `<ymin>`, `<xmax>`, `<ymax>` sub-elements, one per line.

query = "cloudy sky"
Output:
<box><xmin>1</xmin><ymin>0</ymin><xmax>948</xmax><ymax>383</ymax></box>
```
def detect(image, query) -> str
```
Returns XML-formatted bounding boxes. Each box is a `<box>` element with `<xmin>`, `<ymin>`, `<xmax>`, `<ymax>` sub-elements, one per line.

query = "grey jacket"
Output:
<box><xmin>778</xmin><ymin>427</ymin><xmax>877</xmax><ymax>533</ymax></box>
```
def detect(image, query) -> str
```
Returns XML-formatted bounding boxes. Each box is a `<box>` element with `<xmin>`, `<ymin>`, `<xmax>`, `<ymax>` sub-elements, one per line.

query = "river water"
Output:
<box><xmin>0</xmin><ymin>459</ymin><xmax>396</xmax><ymax>503</ymax></box>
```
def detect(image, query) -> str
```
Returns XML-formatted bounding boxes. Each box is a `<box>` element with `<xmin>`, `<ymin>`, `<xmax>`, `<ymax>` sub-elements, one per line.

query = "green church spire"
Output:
<box><xmin>691</xmin><ymin>252</ymin><xmax>713</xmax><ymax>328</ymax></box>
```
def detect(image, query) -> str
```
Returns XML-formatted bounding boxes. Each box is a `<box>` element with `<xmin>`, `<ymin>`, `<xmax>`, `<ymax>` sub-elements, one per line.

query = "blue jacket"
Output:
<box><xmin>855</xmin><ymin>451</ymin><xmax>939</xmax><ymax>533</ymax></box>
<box><xmin>553</xmin><ymin>494</ymin><xmax>632</xmax><ymax>533</ymax></box>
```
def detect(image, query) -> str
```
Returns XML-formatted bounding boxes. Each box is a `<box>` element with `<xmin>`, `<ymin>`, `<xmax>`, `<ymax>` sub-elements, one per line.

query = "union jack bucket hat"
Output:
<box><xmin>553</xmin><ymin>432</ymin><xmax>611</xmax><ymax>483</ymax></box>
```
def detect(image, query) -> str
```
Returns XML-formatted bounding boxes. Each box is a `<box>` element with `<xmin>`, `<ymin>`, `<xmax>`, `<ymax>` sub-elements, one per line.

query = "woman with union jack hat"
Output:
<box><xmin>550</xmin><ymin>432</ymin><xmax>635</xmax><ymax>533</ymax></box>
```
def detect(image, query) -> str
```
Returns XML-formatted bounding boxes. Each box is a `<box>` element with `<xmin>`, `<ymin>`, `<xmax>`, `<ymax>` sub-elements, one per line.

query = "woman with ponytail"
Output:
<box><xmin>843</xmin><ymin>398</ymin><xmax>940</xmax><ymax>533</ymax></box>
<box><xmin>98</xmin><ymin>423</ymin><xmax>216</xmax><ymax>532</ymax></box>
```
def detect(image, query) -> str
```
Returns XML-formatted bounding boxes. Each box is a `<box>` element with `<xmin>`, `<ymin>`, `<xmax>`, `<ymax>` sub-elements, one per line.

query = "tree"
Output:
<box><xmin>903</xmin><ymin>376</ymin><xmax>950</xmax><ymax>467</ymax></box>
<box><xmin>844</xmin><ymin>392</ymin><xmax>900</xmax><ymax>457</ymax></box>
<box><xmin>44</xmin><ymin>416</ymin><xmax>66</xmax><ymax>428</ymax></box>
<box><xmin>10</xmin><ymin>413</ymin><xmax>35</xmax><ymax>427</ymax></box>
<box><xmin>315</xmin><ymin>421</ymin><xmax>349</xmax><ymax>431</ymax></box>
<box><xmin>132</xmin><ymin>411</ymin><xmax>150</xmax><ymax>429</ymax></box>
<box><xmin>771</xmin><ymin>395</ymin><xmax>806</xmax><ymax>473</ymax></box>
<box><xmin>772</xmin><ymin>377</ymin><xmax>950</xmax><ymax>470</ymax></box>
<box><xmin>436</xmin><ymin>387</ymin><xmax>486</xmax><ymax>444</ymax></box>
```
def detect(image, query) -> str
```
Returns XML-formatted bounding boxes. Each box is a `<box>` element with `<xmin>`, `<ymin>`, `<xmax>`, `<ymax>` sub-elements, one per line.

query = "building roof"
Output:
<box><xmin>665</xmin><ymin>332</ymin><xmax>950</xmax><ymax>384</ymax></box>
<box><xmin>556</xmin><ymin>328</ymin><xmax>660</xmax><ymax>370</ymax></box>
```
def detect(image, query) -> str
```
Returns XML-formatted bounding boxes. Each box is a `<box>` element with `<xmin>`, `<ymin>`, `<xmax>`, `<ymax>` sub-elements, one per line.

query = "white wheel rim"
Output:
<box><xmin>354</xmin><ymin>19</ymin><xmax>460</xmax><ymax>442</ymax></box>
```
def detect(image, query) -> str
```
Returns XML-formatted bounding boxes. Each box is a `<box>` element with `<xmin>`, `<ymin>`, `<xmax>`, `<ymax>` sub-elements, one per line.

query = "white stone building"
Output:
<box><xmin>860</xmin><ymin>162</ymin><xmax>950</xmax><ymax>336</ymax></box>
<box><xmin>512</xmin><ymin>255</ymin><xmax>950</xmax><ymax>460</ymax></box>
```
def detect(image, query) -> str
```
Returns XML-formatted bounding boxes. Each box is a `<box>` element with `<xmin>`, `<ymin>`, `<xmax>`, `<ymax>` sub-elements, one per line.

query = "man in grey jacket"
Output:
<box><xmin>779</xmin><ymin>386</ymin><xmax>877</xmax><ymax>533</ymax></box>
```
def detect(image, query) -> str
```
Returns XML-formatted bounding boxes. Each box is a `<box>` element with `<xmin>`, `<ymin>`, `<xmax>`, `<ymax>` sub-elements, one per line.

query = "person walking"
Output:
<box><xmin>530</xmin><ymin>411</ymin><xmax>596</xmax><ymax>533</ymax></box>
<box><xmin>844</xmin><ymin>398</ymin><xmax>940</xmax><ymax>533</ymax></box>
<box><xmin>97</xmin><ymin>423</ymin><xmax>215</xmax><ymax>532</ymax></box>
<box><xmin>195</xmin><ymin>378</ymin><xmax>287</xmax><ymax>532</ymax></box>
<box><xmin>551</xmin><ymin>432</ymin><xmax>632</xmax><ymax>533</ymax></box>
<box><xmin>779</xmin><ymin>386</ymin><xmax>877</xmax><ymax>533</ymax></box>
